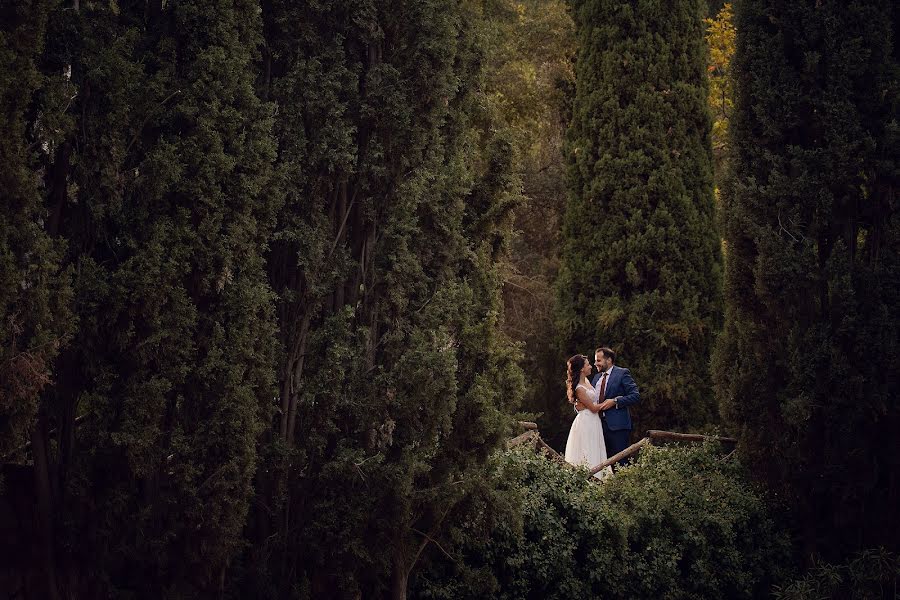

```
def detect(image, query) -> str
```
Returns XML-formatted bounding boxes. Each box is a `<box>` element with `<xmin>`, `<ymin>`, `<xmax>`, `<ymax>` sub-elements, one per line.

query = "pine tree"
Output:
<box><xmin>712</xmin><ymin>0</ymin><xmax>900</xmax><ymax>559</ymax></box>
<box><xmin>558</xmin><ymin>0</ymin><xmax>722</xmax><ymax>433</ymax></box>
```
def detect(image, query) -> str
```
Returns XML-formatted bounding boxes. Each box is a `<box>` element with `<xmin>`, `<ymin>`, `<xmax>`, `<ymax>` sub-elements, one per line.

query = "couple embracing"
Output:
<box><xmin>564</xmin><ymin>347</ymin><xmax>640</xmax><ymax>479</ymax></box>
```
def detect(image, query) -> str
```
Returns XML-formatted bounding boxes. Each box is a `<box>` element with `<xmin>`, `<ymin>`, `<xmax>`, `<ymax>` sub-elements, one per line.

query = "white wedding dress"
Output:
<box><xmin>564</xmin><ymin>382</ymin><xmax>612</xmax><ymax>479</ymax></box>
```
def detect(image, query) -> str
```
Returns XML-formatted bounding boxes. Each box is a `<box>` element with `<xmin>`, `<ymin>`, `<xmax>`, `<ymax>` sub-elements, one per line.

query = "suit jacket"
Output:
<box><xmin>591</xmin><ymin>365</ymin><xmax>640</xmax><ymax>431</ymax></box>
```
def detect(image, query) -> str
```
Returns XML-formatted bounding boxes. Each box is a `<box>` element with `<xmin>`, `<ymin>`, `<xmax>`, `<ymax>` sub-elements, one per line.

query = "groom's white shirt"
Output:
<box><xmin>594</xmin><ymin>366</ymin><xmax>613</xmax><ymax>397</ymax></box>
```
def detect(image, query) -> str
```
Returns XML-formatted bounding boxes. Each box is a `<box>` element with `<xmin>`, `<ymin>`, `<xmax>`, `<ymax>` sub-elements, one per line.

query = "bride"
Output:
<box><xmin>563</xmin><ymin>354</ymin><xmax>611</xmax><ymax>479</ymax></box>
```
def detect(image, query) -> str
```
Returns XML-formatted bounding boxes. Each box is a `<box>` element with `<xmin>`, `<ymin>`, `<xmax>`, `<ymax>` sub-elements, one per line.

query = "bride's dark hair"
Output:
<box><xmin>566</xmin><ymin>354</ymin><xmax>588</xmax><ymax>403</ymax></box>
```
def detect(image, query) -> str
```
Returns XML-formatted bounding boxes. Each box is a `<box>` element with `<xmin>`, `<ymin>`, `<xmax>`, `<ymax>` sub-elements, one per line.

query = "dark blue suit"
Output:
<box><xmin>591</xmin><ymin>365</ymin><xmax>640</xmax><ymax>463</ymax></box>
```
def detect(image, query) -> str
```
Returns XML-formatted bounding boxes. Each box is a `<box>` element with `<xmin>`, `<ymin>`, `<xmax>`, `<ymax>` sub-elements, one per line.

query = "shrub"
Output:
<box><xmin>412</xmin><ymin>441</ymin><xmax>790</xmax><ymax>599</ymax></box>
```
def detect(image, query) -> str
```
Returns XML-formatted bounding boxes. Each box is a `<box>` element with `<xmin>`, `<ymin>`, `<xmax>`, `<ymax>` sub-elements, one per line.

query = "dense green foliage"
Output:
<box><xmin>0</xmin><ymin>0</ymin><xmax>72</xmax><ymax>460</ymax></box>
<box><xmin>27</xmin><ymin>0</ymin><xmax>280</xmax><ymax>595</ymax></box>
<box><xmin>558</xmin><ymin>0</ymin><xmax>723</xmax><ymax>434</ymax></box>
<box><xmin>485</xmin><ymin>0</ymin><xmax>576</xmax><ymax>448</ymax></box>
<box><xmin>241</xmin><ymin>1</ymin><xmax>523</xmax><ymax>597</ymax></box>
<box><xmin>704</xmin><ymin>2</ymin><xmax>734</xmax><ymax>176</ymax></box>
<box><xmin>412</xmin><ymin>443</ymin><xmax>789</xmax><ymax>599</ymax></box>
<box><xmin>712</xmin><ymin>0</ymin><xmax>900</xmax><ymax>560</ymax></box>
<box><xmin>772</xmin><ymin>548</ymin><xmax>899</xmax><ymax>600</ymax></box>
<box><xmin>1</xmin><ymin>1</ymin><xmax>522</xmax><ymax>597</ymax></box>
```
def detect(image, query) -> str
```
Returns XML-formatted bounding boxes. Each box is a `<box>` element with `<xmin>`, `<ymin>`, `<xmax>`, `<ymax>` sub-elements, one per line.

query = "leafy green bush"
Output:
<box><xmin>412</xmin><ymin>442</ymin><xmax>789</xmax><ymax>599</ymax></box>
<box><xmin>772</xmin><ymin>548</ymin><xmax>899</xmax><ymax>600</ymax></box>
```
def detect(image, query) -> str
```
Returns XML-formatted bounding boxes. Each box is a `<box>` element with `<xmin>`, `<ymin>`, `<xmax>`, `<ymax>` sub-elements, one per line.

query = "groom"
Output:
<box><xmin>592</xmin><ymin>347</ymin><xmax>640</xmax><ymax>464</ymax></box>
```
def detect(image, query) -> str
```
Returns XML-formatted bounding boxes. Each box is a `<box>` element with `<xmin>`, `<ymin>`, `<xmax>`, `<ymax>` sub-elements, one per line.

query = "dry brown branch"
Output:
<box><xmin>411</xmin><ymin>527</ymin><xmax>456</xmax><ymax>564</ymax></box>
<box><xmin>719</xmin><ymin>448</ymin><xmax>737</xmax><ymax>462</ymax></box>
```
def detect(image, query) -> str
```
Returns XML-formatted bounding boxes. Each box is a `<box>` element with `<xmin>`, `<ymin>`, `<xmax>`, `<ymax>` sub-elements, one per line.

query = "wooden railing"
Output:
<box><xmin>509</xmin><ymin>421</ymin><xmax>737</xmax><ymax>480</ymax></box>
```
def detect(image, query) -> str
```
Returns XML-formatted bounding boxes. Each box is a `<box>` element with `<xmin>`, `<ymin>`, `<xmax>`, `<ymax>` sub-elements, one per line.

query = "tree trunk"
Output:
<box><xmin>390</xmin><ymin>551</ymin><xmax>408</xmax><ymax>600</ymax></box>
<box><xmin>285</xmin><ymin>312</ymin><xmax>311</xmax><ymax>446</ymax></box>
<box><xmin>31</xmin><ymin>412</ymin><xmax>60</xmax><ymax>600</ymax></box>
<box><xmin>46</xmin><ymin>141</ymin><xmax>71</xmax><ymax>238</ymax></box>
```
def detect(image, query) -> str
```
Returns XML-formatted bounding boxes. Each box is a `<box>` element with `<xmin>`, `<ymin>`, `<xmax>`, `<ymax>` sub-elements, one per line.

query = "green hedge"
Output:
<box><xmin>413</xmin><ymin>442</ymin><xmax>789</xmax><ymax>599</ymax></box>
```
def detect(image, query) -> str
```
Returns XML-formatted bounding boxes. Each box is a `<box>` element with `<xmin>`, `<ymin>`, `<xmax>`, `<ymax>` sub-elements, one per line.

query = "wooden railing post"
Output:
<box><xmin>589</xmin><ymin>438</ymin><xmax>650</xmax><ymax>475</ymax></box>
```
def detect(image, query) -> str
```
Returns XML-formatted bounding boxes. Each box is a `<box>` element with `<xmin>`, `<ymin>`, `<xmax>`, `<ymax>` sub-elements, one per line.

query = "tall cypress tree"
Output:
<box><xmin>0</xmin><ymin>4</ymin><xmax>73</xmax><ymax>597</ymax></box>
<box><xmin>242</xmin><ymin>1</ymin><xmax>523</xmax><ymax>597</ymax></box>
<box><xmin>35</xmin><ymin>0</ymin><xmax>278</xmax><ymax>594</ymax></box>
<box><xmin>0</xmin><ymin>0</ymin><xmax>72</xmax><ymax>459</ymax></box>
<box><xmin>712</xmin><ymin>0</ymin><xmax>899</xmax><ymax>559</ymax></box>
<box><xmin>558</xmin><ymin>0</ymin><xmax>722</xmax><ymax>433</ymax></box>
